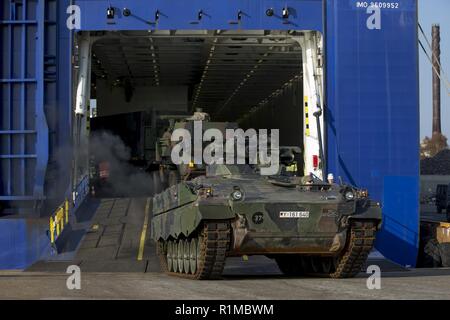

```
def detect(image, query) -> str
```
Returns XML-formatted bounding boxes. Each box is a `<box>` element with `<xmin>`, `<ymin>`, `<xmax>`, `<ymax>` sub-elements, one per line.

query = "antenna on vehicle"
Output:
<box><xmin>313</xmin><ymin>108</ymin><xmax>326</xmax><ymax>181</ymax></box>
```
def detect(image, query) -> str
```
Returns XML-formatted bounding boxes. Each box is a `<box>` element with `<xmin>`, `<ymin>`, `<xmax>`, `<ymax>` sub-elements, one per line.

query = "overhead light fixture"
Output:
<box><xmin>123</xmin><ymin>8</ymin><xmax>131</xmax><ymax>17</ymax></box>
<box><xmin>106</xmin><ymin>6</ymin><xmax>115</xmax><ymax>19</ymax></box>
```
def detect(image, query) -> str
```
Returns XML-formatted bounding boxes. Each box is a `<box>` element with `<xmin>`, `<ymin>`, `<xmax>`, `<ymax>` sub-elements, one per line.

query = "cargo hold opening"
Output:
<box><xmin>72</xmin><ymin>30</ymin><xmax>323</xmax><ymax>198</ymax></box>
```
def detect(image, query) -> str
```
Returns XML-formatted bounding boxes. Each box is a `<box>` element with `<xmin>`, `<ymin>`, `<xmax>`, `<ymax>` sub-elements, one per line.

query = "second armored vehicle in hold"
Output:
<box><xmin>150</xmin><ymin>111</ymin><xmax>237</xmax><ymax>193</ymax></box>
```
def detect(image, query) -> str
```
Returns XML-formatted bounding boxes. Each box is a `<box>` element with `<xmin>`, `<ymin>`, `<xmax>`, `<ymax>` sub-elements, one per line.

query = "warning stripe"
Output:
<box><xmin>304</xmin><ymin>96</ymin><xmax>310</xmax><ymax>136</ymax></box>
<box><xmin>137</xmin><ymin>198</ymin><xmax>151</xmax><ymax>261</ymax></box>
<box><xmin>49</xmin><ymin>199</ymin><xmax>70</xmax><ymax>244</ymax></box>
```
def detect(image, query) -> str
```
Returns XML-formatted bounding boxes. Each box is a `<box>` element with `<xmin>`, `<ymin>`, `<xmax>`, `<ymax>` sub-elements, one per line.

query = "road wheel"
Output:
<box><xmin>156</xmin><ymin>221</ymin><xmax>230</xmax><ymax>279</ymax></box>
<box><xmin>183</xmin><ymin>240</ymin><xmax>190</xmax><ymax>274</ymax></box>
<box><xmin>189</xmin><ymin>238</ymin><xmax>198</xmax><ymax>274</ymax></box>
<box><xmin>275</xmin><ymin>256</ymin><xmax>305</xmax><ymax>276</ymax></box>
<box><xmin>440</xmin><ymin>243</ymin><xmax>450</xmax><ymax>267</ymax></box>
<box><xmin>439</xmin><ymin>243</ymin><xmax>450</xmax><ymax>268</ymax></box>
<box><xmin>167</xmin><ymin>241</ymin><xmax>173</xmax><ymax>272</ymax></box>
<box><xmin>196</xmin><ymin>235</ymin><xmax>203</xmax><ymax>272</ymax></box>
<box><xmin>423</xmin><ymin>238</ymin><xmax>442</xmax><ymax>267</ymax></box>
<box><xmin>172</xmin><ymin>241</ymin><xmax>179</xmax><ymax>272</ymax></box>
<box><xmin>320</xmin><ymin>257</ymin><xmax>337</xmax><ymax>274</ymax></box>
<box><xmin>156</xmin><ymin>240</ymin><xmax>168</xmax><ymax>272</ymax></box>
<box><xmin>178</xmin><ymin>239</ymin><xmax>184</xmax><ymax>273</ymax></box>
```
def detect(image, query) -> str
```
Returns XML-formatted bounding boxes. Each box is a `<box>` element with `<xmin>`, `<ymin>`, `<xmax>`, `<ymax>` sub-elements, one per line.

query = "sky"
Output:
<box><xmin>419</xmin><ymin>0</ymin><xmax>450</xmax><ymax>139</ymax></box>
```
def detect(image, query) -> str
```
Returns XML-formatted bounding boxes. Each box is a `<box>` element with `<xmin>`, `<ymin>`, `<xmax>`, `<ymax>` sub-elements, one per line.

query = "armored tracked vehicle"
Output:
<box><xmin>151</xmin><ymin>163</ymin><xmax>382</xmax><ymax>279</ymax></box>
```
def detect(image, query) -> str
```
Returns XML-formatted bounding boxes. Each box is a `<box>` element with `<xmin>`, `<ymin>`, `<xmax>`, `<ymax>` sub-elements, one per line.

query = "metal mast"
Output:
<box><xmin>432</xmin><ymin>24</ymin><xmax>441</xmax><ymax>134</ymax></box>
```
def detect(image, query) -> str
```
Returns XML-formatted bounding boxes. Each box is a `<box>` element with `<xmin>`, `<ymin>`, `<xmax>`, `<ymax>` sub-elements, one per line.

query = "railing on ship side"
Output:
<box><xmin>49</xmin><ymin>199</ymin><xmax>69</xmax><ymax>244</ymax></box>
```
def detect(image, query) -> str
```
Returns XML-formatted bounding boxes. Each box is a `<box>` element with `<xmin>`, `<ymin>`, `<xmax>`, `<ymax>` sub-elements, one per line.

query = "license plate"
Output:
<box><xmin>279</xmin><ymin>211</ymin><xmax>310</xmax><ymax>218</ymax></box>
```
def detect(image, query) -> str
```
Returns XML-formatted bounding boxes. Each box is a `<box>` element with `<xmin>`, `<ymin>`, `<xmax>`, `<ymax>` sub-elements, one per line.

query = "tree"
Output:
<box><xmin>420</xmin><ymin>132</ymin><xmax>448</xmax><ymax>159</ymax></box>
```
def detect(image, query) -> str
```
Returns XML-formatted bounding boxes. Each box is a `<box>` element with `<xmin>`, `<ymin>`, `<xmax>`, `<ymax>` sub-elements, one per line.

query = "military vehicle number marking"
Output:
<box><xmin>252</xmin><ymin>212</ymin><xmax>264</xmax><ymax>224</ymax></box>
<box><xmin>279</xmin><ymin>211</ymin><xmax>310</xmax><ymax>218</ymax></box>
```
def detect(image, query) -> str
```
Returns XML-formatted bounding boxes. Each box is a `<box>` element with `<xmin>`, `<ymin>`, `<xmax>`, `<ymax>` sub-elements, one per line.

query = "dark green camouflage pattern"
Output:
<box><xmin>151</xmin><ymin>164</ymin><xmax>382</xmax><ymax>256</ymax></box>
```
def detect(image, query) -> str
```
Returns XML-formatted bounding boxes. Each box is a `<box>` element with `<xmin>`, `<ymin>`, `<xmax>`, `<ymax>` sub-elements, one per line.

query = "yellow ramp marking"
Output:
<box><xmin>137</xmin><ymin>198</ymin><xmax>151</xmax><ymax>261</ymax></box>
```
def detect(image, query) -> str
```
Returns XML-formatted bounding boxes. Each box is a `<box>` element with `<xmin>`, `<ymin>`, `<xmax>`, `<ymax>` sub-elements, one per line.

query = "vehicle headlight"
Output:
<box><xmin>231</xmin><ymin>190</ymin><xmax>243</xmax><ymax>201</ymax></box>
<box><xmin>345</xmin><ymin>190</ymin><xmax>355</xmax><ymax>201</ymax></box>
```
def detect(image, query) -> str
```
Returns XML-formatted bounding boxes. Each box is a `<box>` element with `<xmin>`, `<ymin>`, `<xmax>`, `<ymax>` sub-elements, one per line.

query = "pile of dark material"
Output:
<box><xmin>421</xmin><ymin>149</ymin><xmax>450</xmax><ymax>175</ymax></box>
